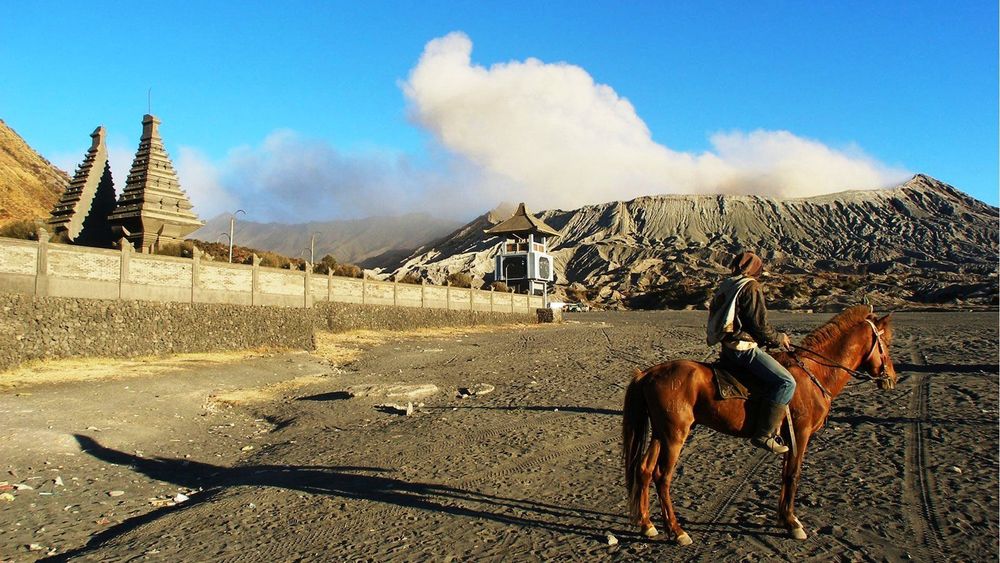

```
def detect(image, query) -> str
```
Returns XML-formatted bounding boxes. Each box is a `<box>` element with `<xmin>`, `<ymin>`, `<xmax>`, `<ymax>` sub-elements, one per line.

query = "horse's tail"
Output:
<box><xmin>622</xmin><ymin>367</ymin><xmax>650</xmax><ymax>523</ymax></box>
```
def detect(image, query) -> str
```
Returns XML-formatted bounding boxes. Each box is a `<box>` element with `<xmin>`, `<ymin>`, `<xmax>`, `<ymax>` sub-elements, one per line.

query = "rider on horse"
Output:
<box><xmin>707</xmin><ymin>251</ymin><xmax>795</xmax><ymax>454</ymax></box>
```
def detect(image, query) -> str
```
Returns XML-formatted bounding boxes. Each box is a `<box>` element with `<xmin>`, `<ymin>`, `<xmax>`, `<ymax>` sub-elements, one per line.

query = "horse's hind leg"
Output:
<box><xmin>655</xmin><ymin>420</ymin><xmax>694</xmax><ymax>545</ymax></box>
<box><xmin>636</xmin><ymin>438</ymin><xmax>661</xmax><ymax>537</ymax></box>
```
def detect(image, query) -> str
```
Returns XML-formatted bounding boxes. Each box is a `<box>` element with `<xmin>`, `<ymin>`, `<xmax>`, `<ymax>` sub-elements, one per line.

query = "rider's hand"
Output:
<box><xmin>777</xmin><ymin>333</ymin><xmax>792</xmax><ymax>351</ymax></box>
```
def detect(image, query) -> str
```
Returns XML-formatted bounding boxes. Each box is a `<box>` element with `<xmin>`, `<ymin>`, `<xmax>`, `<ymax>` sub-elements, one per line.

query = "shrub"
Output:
<box><xmin>157</xmin><ymin>241</ymin><xmax>194</xmax><ymax>258</ymax></box>
<box><xmin>259</xmin><ymin>251</ymin><xmax>291</xmax><ymax>269</ymax></box>
<box><xmin>0</xmin><ymin>220</ymin><xmax>43</xmax><ymax>240</ymax></box>
<box><xmin>398</xmin><ymin>271</ymin><xmax>423</xmax><ymax>284</ymax></box>
<box><xmin>334</xmin><ymin>263</ymin><xmax>362</xmax><ymax>278</ymax></box>
<box><xmin>446</xmin><ymin>272</ymin><xmax>472</xmax><ymax>288</ymax></box>
<box><xmin>314</xmin><ymin>254</ymin><xmax>338</xmax><ymax>274</ymax></box>
<box><xmin>490</xmin><ymin>281</ymin><xmax>510</xmax><ymax>292</ymax></box>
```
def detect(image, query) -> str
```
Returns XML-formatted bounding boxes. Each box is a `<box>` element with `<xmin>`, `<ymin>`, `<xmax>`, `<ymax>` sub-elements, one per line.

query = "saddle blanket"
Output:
<box><xmin>710</xmin><ymin>363</ymin><xmax>761</xmax><ymax>401</ymax></box>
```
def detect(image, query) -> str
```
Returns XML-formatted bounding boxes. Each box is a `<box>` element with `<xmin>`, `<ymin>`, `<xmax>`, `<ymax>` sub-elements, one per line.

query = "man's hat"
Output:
<box><xmin>731</xmin><ymin>251</ymin><xmax>764</xmax><ymax>278</ymax></box>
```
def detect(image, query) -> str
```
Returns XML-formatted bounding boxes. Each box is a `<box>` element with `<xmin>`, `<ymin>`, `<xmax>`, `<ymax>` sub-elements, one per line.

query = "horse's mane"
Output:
<box><xmin>801</xmin><ymin>305</ymin><xmax>874</xmax><ymax>349</ymax></box>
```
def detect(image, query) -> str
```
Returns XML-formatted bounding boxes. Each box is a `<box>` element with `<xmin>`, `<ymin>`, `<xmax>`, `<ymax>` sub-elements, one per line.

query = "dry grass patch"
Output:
<box><xmin>207</xmin><ymin>374</ymin><xmax>329</xmax><ymax>408</ymax></box>
<box><xmin>0</xmin><ymin>348</ymin><xmax>282</xmax><ymax>390</ymax></box>
<box><xmin>313</xmin><ymin>323</ymin><xmax>540</xmax><ymax>366</ymax></box>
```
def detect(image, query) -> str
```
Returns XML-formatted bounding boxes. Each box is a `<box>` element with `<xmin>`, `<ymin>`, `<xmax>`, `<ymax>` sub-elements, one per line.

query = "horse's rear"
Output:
<box><xmin>622</xmin><ymin>360</ymin><xmax>716</xmax><ymax>543</ymax></box>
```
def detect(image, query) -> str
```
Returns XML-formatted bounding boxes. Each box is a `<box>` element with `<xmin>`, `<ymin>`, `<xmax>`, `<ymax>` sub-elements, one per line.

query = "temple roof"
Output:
<box><xmin>107</xmin><ymin>114</ymin><xmax>202</xmax><ymax>233</ymax></box>
<box><xmin>48</xmin><ymin>126</ymin><xmax>116</xmax><ymax>242</ymax></box>
<box><xmin>484</xmin><ymin>203</ymin><xmax>560</xmax><ymax>237</ymax></box>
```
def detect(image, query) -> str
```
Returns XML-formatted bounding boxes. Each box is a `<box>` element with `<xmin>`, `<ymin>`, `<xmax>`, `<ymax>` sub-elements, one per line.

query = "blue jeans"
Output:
<box><xmin>722</xmin><ymin>345</ymin><xmax>797</xmax><ymax>405</ymax></box>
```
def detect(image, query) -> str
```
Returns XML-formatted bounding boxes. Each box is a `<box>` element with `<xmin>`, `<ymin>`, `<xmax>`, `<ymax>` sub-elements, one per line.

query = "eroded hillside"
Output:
<box><xmin>388</xmin><ymin>175</ymin><xmax>999</xmax><ymax>310</ymax></box>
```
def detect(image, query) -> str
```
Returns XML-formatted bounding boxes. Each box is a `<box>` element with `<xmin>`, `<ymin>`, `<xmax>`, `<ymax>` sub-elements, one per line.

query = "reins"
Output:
<box><xmin>788</xmin><ymin>319</ymin><xmax>893</xmax><ymax>398</ymax></box>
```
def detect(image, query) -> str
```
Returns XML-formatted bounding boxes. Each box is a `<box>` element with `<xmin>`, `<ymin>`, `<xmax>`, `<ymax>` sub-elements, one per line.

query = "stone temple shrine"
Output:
<box><xmin>107</xmin><ymin>114</ymin><xmax>203</xmax><ymax>252</ymax></box>
<box><xmin>47</xmin><ymin>126</ymin><xmax>118</xmax><ymax>246</ymax></box>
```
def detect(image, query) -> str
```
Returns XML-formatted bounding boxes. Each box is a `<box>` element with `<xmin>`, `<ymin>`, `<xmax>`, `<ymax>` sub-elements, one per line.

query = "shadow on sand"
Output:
<box><xmin>426</xmin><ymin>405</ymin><xmax>621</xmax><ymax>416</ymax></box>
<box><xmin>895</xmin><ymin>362</ymin><xmax>998</xmax><ymax>375</ymax></box>
<box><xmin>50</xmin><ymin>434</ymin><xmax>629</xmax><ymax>561</ymax></box>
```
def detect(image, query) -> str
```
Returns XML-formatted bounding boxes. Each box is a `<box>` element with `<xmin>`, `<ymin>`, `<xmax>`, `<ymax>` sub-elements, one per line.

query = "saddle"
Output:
<box><xmin>710</xmin><ymin>359</ymin><xmax>764</xmax><ymax>401</ymax></box>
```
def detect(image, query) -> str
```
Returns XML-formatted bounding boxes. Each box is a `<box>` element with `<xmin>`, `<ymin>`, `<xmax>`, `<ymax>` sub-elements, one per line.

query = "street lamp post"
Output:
<box><xmin>228</xmin><ymin>209</ymin><xmax>245</xmax><ymax>263</ymax></box>
<box><xmin>310</xmin><ymin>231</ymin><xmax>321</xmax><ymax>265</ymax></box>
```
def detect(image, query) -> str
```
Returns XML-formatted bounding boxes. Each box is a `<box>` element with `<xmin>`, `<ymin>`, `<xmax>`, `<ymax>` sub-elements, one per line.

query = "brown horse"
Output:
<box><xmin>622</xmin><ymin>305</ymin><xmax>897</xmax><ymax>544</ymax></box>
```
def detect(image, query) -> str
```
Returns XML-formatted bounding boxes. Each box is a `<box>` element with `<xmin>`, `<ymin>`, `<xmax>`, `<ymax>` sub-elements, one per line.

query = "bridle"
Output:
<box><xmin>789</xmin><ymin>317</ymin><xmax>894</xmax><ymax>398</ymax></box>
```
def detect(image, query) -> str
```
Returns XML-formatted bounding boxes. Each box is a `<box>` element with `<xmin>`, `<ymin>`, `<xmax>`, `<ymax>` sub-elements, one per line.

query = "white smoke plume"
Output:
<box><xmin>56</xmin><ymin>32</ymin><xmax>909</xmax><ymax>224</ymax></box>
<box><xmin>403</xmin><ymin>32</ymin><xmax>911</xmax><ymax>209</ymax></box>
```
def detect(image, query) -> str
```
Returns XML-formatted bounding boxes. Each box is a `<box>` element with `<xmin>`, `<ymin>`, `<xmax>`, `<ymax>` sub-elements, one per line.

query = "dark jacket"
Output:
<box><xmin>725</xmin><ymin>279</ymin><xmax>781</xmax><ymax>347</ymax></box>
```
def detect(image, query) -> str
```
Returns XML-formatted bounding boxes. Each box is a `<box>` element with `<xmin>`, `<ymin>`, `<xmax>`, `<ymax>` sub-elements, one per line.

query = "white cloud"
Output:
<box><xmin>402</xmin><ymin>31</ymin><xmax>911</xmax><ymax>209</ymax></box>
<box><xmin>50</xmin><ymin>32</ymin><xmax>911</xmax><ymax>224</ymax></box>
<box><xmin>175</xmin><ymin>147</ymin><xmax>239</xmax><ymax>219</ymax></box>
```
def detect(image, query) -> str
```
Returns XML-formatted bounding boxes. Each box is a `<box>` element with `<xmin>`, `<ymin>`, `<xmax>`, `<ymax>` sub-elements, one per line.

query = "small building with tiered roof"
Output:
<box><xmin>107</xmin><ymin>114</ymin><xmax>203</xmax><ymax>252</ymax></box>
<box><xmin>485</xmin><ymin>202</ymin><xmax>559</xmax><ymax>297</ymax></box>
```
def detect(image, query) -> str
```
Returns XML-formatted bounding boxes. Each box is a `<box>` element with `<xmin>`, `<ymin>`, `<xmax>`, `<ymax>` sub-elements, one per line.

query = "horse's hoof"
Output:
<box><xmin>675</xmin><ymin>532</ymin><xmax>693</xmax><ymax>546</ymax></box>
<box><xmin>790</xmin><ymin>526</ymin><xmax>807</xmax><ymax>540</ymax></box>
<box><xmin>642</xmin><ymin>525</ymin><xmax>659</xmax><ymax>538</ymax></box>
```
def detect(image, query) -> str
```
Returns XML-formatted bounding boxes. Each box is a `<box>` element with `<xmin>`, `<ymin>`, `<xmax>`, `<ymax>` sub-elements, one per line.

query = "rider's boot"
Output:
<box><xmin>751</xmin><ymin>400</ymin><xmax>789</xmax><ymax>454</ymax></box>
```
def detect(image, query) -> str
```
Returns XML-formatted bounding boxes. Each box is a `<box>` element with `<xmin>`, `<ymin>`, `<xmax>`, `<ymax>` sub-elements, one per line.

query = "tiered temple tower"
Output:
<box><xmin>486</xmin><ymin>202</ymin><xmax>559</xmax><ymax>297</ymax></box>
<box><xmin>107</xmin><ymin>114</ymin><xmax>203</xmax><ymax>252</ymax></box>
<box><xmin>48</xmin><ymin>126</ymin><xmax>118</xmax><ymax>246</ymax></box>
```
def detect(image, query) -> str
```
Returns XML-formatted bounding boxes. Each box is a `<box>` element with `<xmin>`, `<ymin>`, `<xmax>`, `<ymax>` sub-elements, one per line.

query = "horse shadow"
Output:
<box><xmin>51</xmin><ymin>434</ymin><xmax>627</xmax><ymax>561</ymax></box>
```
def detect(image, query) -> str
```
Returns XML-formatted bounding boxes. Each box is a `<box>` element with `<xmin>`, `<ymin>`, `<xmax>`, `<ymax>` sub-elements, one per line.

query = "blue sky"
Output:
<box><xmin>2</xmin><ymin>1</ymin><xmax>997</xmax><ymax>222</ymax></box>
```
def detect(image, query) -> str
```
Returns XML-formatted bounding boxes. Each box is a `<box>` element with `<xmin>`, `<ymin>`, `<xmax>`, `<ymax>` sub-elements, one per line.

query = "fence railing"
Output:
<box><xmin>0</xmin><ymin>234</ymin><xmax>544</xmax><ymax>314</ymax></box>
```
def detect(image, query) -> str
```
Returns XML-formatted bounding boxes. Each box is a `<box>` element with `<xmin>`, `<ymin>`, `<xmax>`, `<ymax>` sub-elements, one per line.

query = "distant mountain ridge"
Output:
<box><xmin>191</xmin><ymin>213</ymin><xmax>463</xmax><ymax>266</ymax></box>
<box><xmin>0</xmin><ymin>119</ymin><xmax>69</xmax><ymax>227</ymax></box>
<box><xmin>386</xmin><ymin>175</ymin><xmax>998</xmax><ymax>310</ymax></box>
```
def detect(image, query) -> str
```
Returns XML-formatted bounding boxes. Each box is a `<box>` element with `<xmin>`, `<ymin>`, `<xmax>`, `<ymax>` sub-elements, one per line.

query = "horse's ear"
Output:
<box><xmin>877</xmin><ymin>312</ymin><xmax>893</xmax><ymax>325</ymax></box>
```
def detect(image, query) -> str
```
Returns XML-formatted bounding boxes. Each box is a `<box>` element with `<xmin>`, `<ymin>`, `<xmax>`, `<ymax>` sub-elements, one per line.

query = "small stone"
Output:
<box><xmin>173</xmin><ymin>493</ymin><xmax>190</xmax><ymax>503</ymax></box>
<box><xmin>241</xmin><ymin>445</ymin><xmax>254</xmax><ymax>452</ymax></box>
<box><xmin>950</xmin><ymin>466</ymin><xmax>962</xmax><ymax>474</ymax></box>
<box><xmin>54</xmin><ymin>477</ymin><xmax>64</xmax><ymax>487</ymax></box>
<box><xmin>13</xmin><ymin>483</ymin><xmax>33</xmax><ymax>491</ymax></box>
<box><xmin>458</xmin><ymin>383</ymin><xmax>495</xmax><ymax>397</ymax></box>
<box><xmin>108</xmin><ymin>490</ymin><xmax>125</xmax><ymax>497</ymax></box>
<box><xmin>606</xmin><ymin>533</ymin><xmax>619</xmax><ymax>546</ymax></box>
<box><xmin>0</xmin><ymin>492</ymin><xmax>14</xmax><ymax>502</ymax></box>
<box><xmin>28</xmin><ymin>543</ymin><xmax>46</xmax><ymax>551</ymax></box>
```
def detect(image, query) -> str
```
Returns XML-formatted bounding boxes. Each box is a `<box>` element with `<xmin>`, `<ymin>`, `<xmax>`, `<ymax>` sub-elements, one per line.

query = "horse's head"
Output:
<box><xmin>862</xmin><ymin>311</ymin><xmax>897</xmax><ymax>390</ymax></box>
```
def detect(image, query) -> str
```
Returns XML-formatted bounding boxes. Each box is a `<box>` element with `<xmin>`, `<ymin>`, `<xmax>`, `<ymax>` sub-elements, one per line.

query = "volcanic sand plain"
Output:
<box><xmin>0</xmin><ymin>311</ymin><xmax>996</xmax><ymax>562</ymax></box>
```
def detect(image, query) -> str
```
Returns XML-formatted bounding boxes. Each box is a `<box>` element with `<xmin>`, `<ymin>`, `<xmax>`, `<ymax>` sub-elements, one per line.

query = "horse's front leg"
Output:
<box><xmin>777</xmin><ymin>431</ymin><xmax>811</xmax><ymax>540</ymax></box>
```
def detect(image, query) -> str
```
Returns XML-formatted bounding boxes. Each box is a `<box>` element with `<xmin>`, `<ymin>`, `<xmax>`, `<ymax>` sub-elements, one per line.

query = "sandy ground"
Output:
<box><xmin>0</xmin><ymin>311</ymin><xmax>996</xmax><ymax>562</ymax></box>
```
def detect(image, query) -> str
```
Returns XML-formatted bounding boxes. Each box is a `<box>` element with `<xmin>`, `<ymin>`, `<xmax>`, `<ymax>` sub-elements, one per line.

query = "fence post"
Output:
<box><xmin>117</xmin><ymin>236</ymin><xmax>131</xmax><ymax>300</ymax></box>
<box><xmin>362</xmin><ymin>277</ymin><xmax>367</xmax><ymax>305</ymax></box>
<box><xmin>445</xmin><ymin>281</ymin><xmax>451</xmax><ymax>311</ymax></box>
<box><xmin>303</xmin><ymin>261</ymin><xmax>312</xmax><ymax>308</ymax></box>
<box><xmin>469</xmin><ymin>287</ymin><xmax>474</xmax><ymax>310</ymax></box>
<box><xmin>393</xmin><ymin>280</ymin><xmax>398</xmax><ymax>306</ymax></box>
<box><xmin>490</xmin><ymin>287</ymin><xmax>494</xmax><ymax>313</ymax></box>
<box><xmin>327</xmin><ymin>269</ymin><xmax>332</xmax><ymax>302</ymax></box>
<box><xmin>191</xmin><ymin>247</ymin><xmax>201</xmax><ymax>303</ymax></box>
<box><xmin>510</xmin><ymin>289</ymin><xmax>514</xmax><ymax>314</ymax></box>
<box><xmin>420</xmin><ymin>280</ymin><xmax>425</xmax><ymax>309</ymax></box>
<box><xmin>251</xmin><ymin>254</ymin><xmax>261</xmax><ymax>306</ymax></box>
<box><xmin>34</xmin><ymin>228</ymin><xmax>50</xmax><ymax>297</ymax></box>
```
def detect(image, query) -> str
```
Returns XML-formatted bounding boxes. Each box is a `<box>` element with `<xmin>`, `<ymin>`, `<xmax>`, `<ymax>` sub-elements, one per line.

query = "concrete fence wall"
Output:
<box><xmin>0</xmin><ymin>293</ymin><xmax>532</xmax><ymax>372</ymax></box>
<box><xmin>0</xmin><ymin>236</ymin><xmax>545</xmax><ymax>313</ymax></box>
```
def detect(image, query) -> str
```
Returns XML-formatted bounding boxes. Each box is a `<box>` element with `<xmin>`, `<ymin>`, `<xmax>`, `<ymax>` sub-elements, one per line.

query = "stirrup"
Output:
<box><xmin>752</xmin><ymin>435</ymin><xmax>789</xmax><ymax>454</ymax></box>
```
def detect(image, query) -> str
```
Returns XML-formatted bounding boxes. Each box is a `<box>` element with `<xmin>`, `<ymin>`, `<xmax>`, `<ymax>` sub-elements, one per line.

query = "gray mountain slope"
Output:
<box><xmin>192</xmin><ymin>213</ymin><xmax>462</xmax><ymax>265</ymax></box>
<box><xmin>388</xmin><ymin>175</ymin><xmax>998</xmax><ymax>310</ymax></box>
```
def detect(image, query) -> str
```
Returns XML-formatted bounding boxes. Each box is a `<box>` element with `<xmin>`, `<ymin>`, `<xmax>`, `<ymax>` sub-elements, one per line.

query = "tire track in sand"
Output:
<box><xmin>684</xmin><ymin>450</ymin><xmax>778</xmax><ymax>559</ymax></box>
<box><xmin>902</xmin><ymin>339</ymin><xmax>948</xmax><ymax>562</ymax></box>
